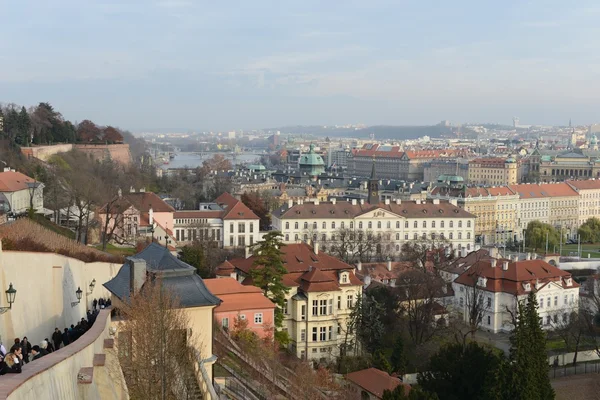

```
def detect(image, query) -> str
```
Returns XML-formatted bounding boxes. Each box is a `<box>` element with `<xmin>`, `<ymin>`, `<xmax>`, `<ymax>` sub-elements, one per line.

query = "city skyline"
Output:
<box><xmin>1</xmin><ymin>1</ymin><xmax>600</xmax><ymax>131</ymax></box>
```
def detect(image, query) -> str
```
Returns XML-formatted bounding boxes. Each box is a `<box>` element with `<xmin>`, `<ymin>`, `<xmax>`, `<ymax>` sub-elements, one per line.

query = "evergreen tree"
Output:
<box><xmin>382</xmin><ymin>385</ymin><xmax>438</xmax><ymax>400</ymax></box>
<box><xmin>500</xmin><ymin>292</ymin><xmax>554</xmax><ymax>400</ymax></box>
<box><xmin>390</xmin><ymin>335</ymin><xmax>407</xmax><ymax>374</ymax></box>
<box><xmin>17</xmin><ymin>106</ymin><xmax>31</xmax><ymax>145</ymax></box>
<box><xmin>418</xmin><ymin>342</ymin><xmax>501</xmax><ymax>400</ymax></box>
<box><xmin>373</xmin><ymin>350</ymin><xmax>392</xmax><ymax>373</ymax></box>
<box><xmin>249</xmin><ymin>232</ymin><xmax>289</xmax><ymax>330</ymax></box>
<box><xmin>179</xmin><ymin>244</ymin><xmax>207</xmax><ymax>277</ymax></box>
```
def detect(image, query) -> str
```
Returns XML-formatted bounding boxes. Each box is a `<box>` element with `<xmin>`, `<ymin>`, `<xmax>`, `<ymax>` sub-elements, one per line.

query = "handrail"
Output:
<box><xmin>0</xmin><ymin>308</ymin><xmax>112</xmax><ymax>400</ymax></box>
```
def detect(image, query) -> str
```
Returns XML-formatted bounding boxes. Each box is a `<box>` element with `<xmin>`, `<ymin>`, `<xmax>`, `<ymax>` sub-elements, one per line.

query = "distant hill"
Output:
<box><xmin>268</xmin><ymin>124</ymin><xmax>455</xmax><ymax>140</ymax></box>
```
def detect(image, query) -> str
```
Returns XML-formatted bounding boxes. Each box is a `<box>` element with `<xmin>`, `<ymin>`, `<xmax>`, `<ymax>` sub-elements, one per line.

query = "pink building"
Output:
<box><xmin>204</xmin><ymin>277</ymin><xmax>275</xmax><ymax>339</ymax></box>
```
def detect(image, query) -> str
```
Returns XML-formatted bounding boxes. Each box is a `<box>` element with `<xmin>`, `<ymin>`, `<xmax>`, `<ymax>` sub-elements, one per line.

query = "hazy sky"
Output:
<box><xmin>1</xmin><ymin>0</ymin><xmax>599</xmax><ymax>131</ymax></box>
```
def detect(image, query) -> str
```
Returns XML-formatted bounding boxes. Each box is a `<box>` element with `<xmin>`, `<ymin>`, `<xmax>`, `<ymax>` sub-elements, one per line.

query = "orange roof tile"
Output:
<box><xmin>204</xmin><ymin>278</ymin><xmax>275</xmax><ymax>312</ymax></box>
<box><xmin>0</xmin><ymin>171</ymin><xmax>37</xmax><ymax>192</ymax></box>
<box><xmin>567</xmin><ymin>180</ymin><xmax>600</xmax><ymax>190</ymax></box>
<box><xmin>346</xmin><ymin>368</ymin><xmax>409</xmax><ymax>398</ymax></box>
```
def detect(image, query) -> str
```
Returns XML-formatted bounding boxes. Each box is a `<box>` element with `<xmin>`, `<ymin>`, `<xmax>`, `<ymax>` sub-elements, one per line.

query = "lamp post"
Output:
<box><xmin>71</xmin><ymin>287</ymin><xmax>83</xmax><ymax>307</ymax></box>
<box><xmin>0</xmin><ymin>283</ymin><xmax>16</xmax><ymax>314</ymax></box>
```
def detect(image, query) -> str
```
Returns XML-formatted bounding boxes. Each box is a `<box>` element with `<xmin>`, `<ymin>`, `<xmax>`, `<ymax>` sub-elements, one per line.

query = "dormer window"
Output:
<box><xmin>340</xmin><ymin>272</ymin><xmax>349</xmax><ymax>284</ymax></box>
<box><xmin>565</xmin><ymin>277</ymin><xmax>572</xmax><ymax>286</ymax></box>
<box><xmin>523</xmin><ymin>282</ymin><xmax>531</xmax><ymax>291</ymax></box>
<box><xmin>477</xmin><ymin>277</ymin><xmax>487</xmax><ymax>287</ymax></box>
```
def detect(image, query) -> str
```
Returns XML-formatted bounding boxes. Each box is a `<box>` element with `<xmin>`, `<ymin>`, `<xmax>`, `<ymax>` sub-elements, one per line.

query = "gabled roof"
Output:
<box><xmin>204</xmin><ymin>277</ymin><xmax>275</xmax><ymax>313</ymax></box>
<box><xmin>0</xmin><ymin>171</ymin><xmax>40</xmax><ymax>192</ymax></box>
<box><xmin>345</xmin><ymin>368</ymin><xmax>409</xmax><ymax>398</ymax></box>
<box><xmin>110</xmin><ymin>192</ymin><xmax>175</xmax><ymax>214</ymax></box>
<box><xmin>454</xmin><ymin>259</ymin><xmax>579</xmax><ymax>295</ymax></box>
<box><xmin>215</xmin><ymin>192</ymin><xmax>259</xmax><ymax>220</ymax></box>
<box><xmin>103</xmin><ymin>243</ymin><xmax>221</xmax><ymax>307</ymax></box>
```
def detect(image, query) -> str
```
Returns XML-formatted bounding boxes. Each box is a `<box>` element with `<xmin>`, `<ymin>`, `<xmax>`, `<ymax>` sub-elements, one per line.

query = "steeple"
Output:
<box><xmin>368</xmin><ymin>159</ymin><xmax>379</xmax><ymax>205</ymax></box>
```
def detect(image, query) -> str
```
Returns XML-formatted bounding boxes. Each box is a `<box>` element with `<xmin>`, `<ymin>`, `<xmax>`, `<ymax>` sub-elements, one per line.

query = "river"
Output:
<box><xmin>160</xmin><ymin>152</ymin><xmax>263</xmax><ymax>169</ymax></box>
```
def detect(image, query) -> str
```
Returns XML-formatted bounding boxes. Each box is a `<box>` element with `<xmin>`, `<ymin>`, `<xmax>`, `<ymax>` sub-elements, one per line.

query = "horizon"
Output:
<box><xmin>2</xmin><ymin>1</ymin><xmax>600</xmax><ymax>131</ymax></box>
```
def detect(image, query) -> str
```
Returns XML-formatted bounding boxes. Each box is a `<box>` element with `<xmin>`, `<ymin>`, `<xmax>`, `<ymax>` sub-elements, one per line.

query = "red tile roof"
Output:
<box><xmin>274</xmin><ymin>200</ymin><xmax>474</xmax><ymax>220</ymax></box>
<box><xmin>345</xmin><ymin>368</ymin><xmax>409</xmax><ymax>398</ymax></box>
<box><xmin>508</xmin><ymin>183</ymin><xmax>578</xmax><ymax>199</ymax></box>
<box><xmin>215</xmin><ymin>192</ymin><xmax>259</xmax><ymax>220</ymax></box>
<box><xmin>0</xmin><ymin>171</ymin><xmax>37</xmax><ymax>192</ymax></box>
<box><xmin>226</xmin><ymin>243</ymin><xmax>362</xmax><ymax>291</ymax></box>
<box><xmin>567</xmin><ymin>180</ymin><xmax>600</xmax><ymax>190</ymax></box>
<box><xmin>204</xmin><ymin>277</ymin><xmax>275</xmax><ymax>313</ymax></box>
<box><xmin>454</xmin><ymin>259</ymin><xmax>579</xmax><ymax>295</ymax></box>
<box><xmin>123</xmin><ymin>192</ymin><xmax>174</xmax><ymax>213</ymax></box>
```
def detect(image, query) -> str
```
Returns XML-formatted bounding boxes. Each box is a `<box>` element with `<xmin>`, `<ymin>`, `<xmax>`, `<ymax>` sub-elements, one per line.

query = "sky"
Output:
<box><xmin>1</xmin><ymin>0</ymin><xmax>600</xmax><ymax>131</ymax></box>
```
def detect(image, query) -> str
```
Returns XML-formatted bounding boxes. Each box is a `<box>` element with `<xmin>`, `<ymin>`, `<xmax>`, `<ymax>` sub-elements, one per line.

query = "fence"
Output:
<box><xmin>550</xmin><ymin>359</ymin><xmax>600</xmax><ymax>379</ymax></box>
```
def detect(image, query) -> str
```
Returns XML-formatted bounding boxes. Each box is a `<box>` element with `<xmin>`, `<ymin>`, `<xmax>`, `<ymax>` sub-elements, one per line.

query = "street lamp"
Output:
<box><xmin>0</xmin><ymin>283</ymin><xmax>16</xmax><ymax>314</ymax></box>
<box><xmin>87</xmin><ymin>278</ymin><xmax>96</xmax><ymax>295</ymax></box>
<box><xmin>71</xmin><ymin>287</ymin><xmax>83</xmax><ymax>307</ymax></box>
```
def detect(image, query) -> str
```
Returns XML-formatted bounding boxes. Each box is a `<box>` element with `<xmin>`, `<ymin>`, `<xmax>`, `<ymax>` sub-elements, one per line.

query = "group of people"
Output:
<box><xmin>0</xmin><ymin>305</ymin><xmax>104</xmax><ymax>375</ymax></box>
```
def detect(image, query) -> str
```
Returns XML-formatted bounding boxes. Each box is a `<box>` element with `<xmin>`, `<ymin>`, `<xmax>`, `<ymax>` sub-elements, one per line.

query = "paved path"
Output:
<box><xmin>552</xmin><ymin>374</ymin><xmax>599</xmax><ymax>400</ymax></box>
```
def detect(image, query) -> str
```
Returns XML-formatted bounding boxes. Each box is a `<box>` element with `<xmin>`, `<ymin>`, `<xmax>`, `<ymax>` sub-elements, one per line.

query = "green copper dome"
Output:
<box><xmin>591</xmin><ymin>135</ymin><xmax>598</xmax><ymax>145</ymax></box>
<box><xmin>299</xmin><ymin>143</ymin><xmax>325</xmax><ymax>176</ymax></box>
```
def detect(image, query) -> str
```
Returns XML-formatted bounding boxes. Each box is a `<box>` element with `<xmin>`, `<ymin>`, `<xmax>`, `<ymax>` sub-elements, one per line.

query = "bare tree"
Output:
<box><xmin>552</xmin><ymin>307</ymin><xmax>585</xmax><ymax>366</ymax></box>
<box><xmin>400</xmin><ymin>236</ymin><xmax>451</xmax><ymax>270</ymax></box>
<box><xmin>116</xmin><ymin>278</ymin><xmax>200</xmax><ymax>400</ymax></box>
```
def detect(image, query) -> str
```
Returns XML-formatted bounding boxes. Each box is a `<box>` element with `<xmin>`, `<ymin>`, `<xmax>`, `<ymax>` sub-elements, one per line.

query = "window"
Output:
<box><xmin>546</xmin><ymin>316</ymin><xmax>551</xmax><ymax>325</ymax></box>
<box><xmin>238</xmin><ymin>236</ymin><xmax>245</xmax><ymax>246</ymax></box>
<box><xmin>301</xmin><ymin>305</ymin><xmax>306</xmax><ymax>320</ymax></box>
<box><xmin>564</xmin><ymin>294</ymin><xmax>568</xmax><ymax>305</ymax></box>
<box><xmin>230</xmin><ymin>237</ymin><xmax>234</xmax><ymax>247</ymax></box>
<box><xmin>332</xmin><ymin>222</ymin><xmax>336</xmax><ymax>229</ymax></box>
<box><xmin>250</xmin><ymin>223</ymin><xmax>254</xmax><ymax>233</ymax></box>
<box><xmin>359</xmin><ymin>222</ymin><xmax>363</xmax><ymax>229</ymax></box>
<box><xmin>320</xmin><ymin>327</ymin><xmax>327</xmax><ymax>341</ymax></box>
<box><xmin>396</xmin><ymin>233</ymin><xmax>400</xmax><ymax>240</ymax></box>
<box><xmin>320</xmin><ymin>299</ymin><xmax>327</xmax><ymax>315</ymax></box>
<box><xmin>547</xmin><ymin>297</ymin><xmax>550</xmax><ymax>308</ymax></box>
<box><xmin>285</xmin><ymin>234</ymin><xmax>289</xmax><ymax>241</ymax></box>
<box><xmin>387</xmin><ymin>221</ymin><xmax>391</xmax><ymax>229</ymax></box>
<box><xmin>377</xmin><ymin>221</ymin><xmax>381</xmax><ymax>229</ymax></box>
<box><xmin>487</xmin><ymin>315</ymin><xmax>491</xmax><ymax>325</ymax></box>
<box><xmin>337</xmin><ymin>296</ymin><xmax>341</xmax><ymax>309</ymax></box>
<box><xmin>295</xmin><ymin>234</ymin><xmax>299</xmax><ymax>241</ymax></box>
<box><xmin>540</xmin><ymin>298</ymin><xmax>544</xmax><ymax>308</ymax></box>
<box><xmin>467</xmin><ymin>233</ymin><xmax>471</xmax><ymax>239</ymax></box>
<box><xmin>414</xmin><ymin>221</ymin><xmax>418</xmax><ymax>228</ymax></box>
<box><xmin>283</xmin><ymin>300</ymin><xmax>288</xmax><ymax>315</ymax></box>
<box><xmin>322</xmin><ymin>222</ymin><xmax>326</xmax><ymax>229</ymax></box>
<box><xmin>301</xmin><ymin>329</ymin><xmax>306</xmax><ymax>342</ymax></box>
<box><xmin>563</xmin><ymin>313</ymin><xmax>568</xmax><ymax>323</ymax></box>
<box><xmin>313</xmin><ymin>222</ymin><xmax>317</xmax><ymax>229</ymax></box>
<box><xmin>449</xmin><ymin>233</ymin><xmax>453</xmax><ymax>240</ymax></box>
<box><xmin>341</xmin><ymin>273</ymin><xmax>348</xmax><ymax>283</ymax></box>
<box><xmin>368</xmin><ymin>222</ymin><xmax>372</xmax><ymax>229</ymax></box>
<box><xmin>553</xmin><ymin>315</ymin><xmax>558</xmax><ymax>323</ymax></box>
<box><xmin>350</xmin><ymin>222</ymin><xmax>354</xmax><ymax>229</ymax></box>
<box><xmin>337</xmin><ymin>324</ymin><xmax>341</xmax><ymax>335</ymax></box>
<box><xmin>487</xmin><ymin>297</ymin><xmax>491</xmax><ymax>308</ymax></box>
<box><xmin>450</xmin><ymin>221</ymin><xmax>454</xmax><ymax>228</ymax></box>
<box><xmin>254</xmin><ymin>313</ymin><xmax>263</xmax><ymax>324</ymax></box>
<box><xmin>414</xmin><ymin>233</ymin><xmax>418</xmax><ymax>240</ymax></box>
<box><xmin>328</xmin><ymin>326</ymin><xmax>333</xmax><ymax>340</ymax></box>
<box><xmin>295</xmin><ymin>222</ymin><xmax>299</xmax><ymax>229</ymax></box>
<box><xmin>347</xmin><ymin>294</ymin><xmax>354</xmax><ymax>308</ymax></box>
<box><xmin>432</xmin><ymin>221</ymin><xmax>436</xmax><ymax>228</ymax></box>
<box><xmin>396</xmin><ymin>221</ymin><xmax>400</xmax><ymax>229</ymax></box>
<box><xmin>467</xmin><ymin>221</ymin><xmax>471</xmax><ymax>228</ymax></box>
<box><xmin>459</xmin><ymin>297</ymin><xmax>464</xmax><ymax>307</ymax></box>
<box><xmin>571</xmin><ymin>294</ymin><xmax>574</xmax><ymax>304</ymax></box>
<box><xmin>313</xmin><ymin>300</ymin><xmax>318</xmax><ymax>316</ymax></box>
<box><xmin>239</xmin><ymin>314</ymin><xmax>246</xmax><ymax>320</ymax></box>
<box><xmin>554</xmin><ymin>296</ymin><xmax>558</xmax><ymax>306</ymax></box>
<box><xmin>222</xmin><ymin>317</ymin><xmax>229</xmax><ymax>328</ymax></box>
<box><xmin>304</xmin><ymin>222</ymin><xmax>308</xmax><ymax>229</ymax></box>
<box><xmin>458</xmin><ymin>221</ymin><xmax>462</xmax><ymax>228</ymax></box>
<box><xmin>341</xmin><ymin>222</ymin><xmax>345</xmax><ymax>228</ymax></box>
<box><xmin>422</xmin><ymin>221</ymin><xmax>427</xmax><ymax>228</ymax></box>
<box><xmin>312</xmin><ymin>327</ymin><xmax>318</xmax><ymax>341</ymax></box>
<box><xmin>286</xmin><ymin>222</ymin><xmax>289</xmax><ymax>229</ymax></box>
<box><xmin>441</xmin><ymin>221</ymin><xmax>444</xmax><ymax>228</ymax></box>
<box><xmin>321</xmin><ymin>234</ymin><xmax>326</xmax><ymax>242</ymax></box>
<box><xmin>328</xmin><ymin>298</ymin><xmax>333</xmax><ymax>314</ymax></box>
<box><xmin>405</xmin><ymin>221</ymin><xmax>409</xmax><ymax>228</ymax></box>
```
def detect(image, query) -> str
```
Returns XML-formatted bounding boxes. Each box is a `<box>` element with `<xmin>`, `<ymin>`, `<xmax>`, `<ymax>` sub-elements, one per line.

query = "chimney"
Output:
<box><xmin>331</xmin><ymin>198</ymin><xmax>337</xmax><ymax>205</ymax></box>
<box><xmin>454</xmin><ymin>248</ymin><xmax>460</xmax><ymax>258</ymax></box>
<box><xmin>415</xmin><ymin>199</ymin><xmax>421</xmax><ymax>205</ymax></box>
<box><xmin>314</xmin><ymin>200</ymin><xmax>319</xmax><ymax>205</ymax></box>
<box><xmin>245</xmin><ymin>246</ymin><xmax>251</xmax><ymax>259</ymax></box>
<box><xmin>357</xmin><ymin>261</ymin><xmax>362</xmax><ymax>271</ymax></box>
<box><xmin>395</xmin><ymin>199</ymin><xmax>401</xmax><ymax>205</ymax></box>
<box><xmin>139</xmin><ymin>187</ymin><xmax>145</xmax><ymax>193</ymax></box>
<box><xmin>502</xmin><ymin>261</ymin><xmax>509</xmax><ymax>271</ymax></box>
<box><xmin>149</xmin><ymin>206</ymin><xmax>154</xmax><ymax>226</ymax></box>
<box><xmin>129</xmin><ymin>258</ymin><xmax>147</xmax><ymax>295</ymax></box>
<box><xmin>526</xmin><ymin>252</ymin><xmax>531</xmax><ymax>260</ymax></box>
<box><xmin>387</xmin><ymin>259</ymin><xmax>392</xmax><ymax>272</ymax></box>
<box><xmin>384</xmin><ymin>198</ymin><xmax>390</xmax><ymax>205</ymax></box>
<box><xmin>360</xmin><ymin>199</ymin><xmax>364</xmax><ymax>205</ymax></box>
<box><xmin>3</xmin><ymin>167</ymin><xmax>9</xmax><ymax>172</ymax></box>
<box><xmin>449</xmin><ymin>199</ymin><xmax>458</xmax><ymax>206</ymax></box>
<box><xmin>314</xmin><ymin>242</ymin><xmax>319</xmax><ymax>255</ymax></box>
<box><xmin>288</xmin><ymin>199</ymin><xmax>293</xmax><ymax>208</ymax></box>
<box><xmin>491</xmin><ymin>259</ymin><xmax>497</xmax><ymax>268</ymax></box>
<box><xmin>130</xmin><ymin>186</ymin><xmax>135</xmax><ymax>193</ymax></box>
<box><xmin>117</xmin><ymin>188</ymin><xmax>122</xmax><ymax>198</ymax></box>
<box><xmin>461</xmin><ymin>248</ymin><xmax>467</xmax><ymax>257</ymax></box>
<box><xmin>433</xmin><ymin>198</ymin><xmax>440</xmax><ymax>205</ymax></box>
<box><xmin>352</xmin><ymin>199</ymin><xmax>357</xmax><ymax>206</ymax></box>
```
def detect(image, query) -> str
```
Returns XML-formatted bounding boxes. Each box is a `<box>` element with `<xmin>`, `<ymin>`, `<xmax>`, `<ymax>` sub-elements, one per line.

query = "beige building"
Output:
<box><xmin>217</xmin><ymin>243</ymin><xmax>363</xmax><ymax>361</ymax></box>
<box><xmin>539</xmin><ymin>151</ymin><xmax>600</xmax><ymax>182</ymax></box>
<box><xmin>567</xmin><ymin>180</ymin><xmax>600</xmax><ymax>226</ymax></box>
<box><xmin>509</xmin><ymin>183</ymin><xmax>551</xmax><ymax>238</ymax></box>
<box><xmin>541</xmin><ymin>183</ymin><xmax>579</xmax><ymax>238</ymax></box>
<box><xmin>468</xmin><ymin>157</ymin><xmax>518</xmax><ymax>186</ymax></box>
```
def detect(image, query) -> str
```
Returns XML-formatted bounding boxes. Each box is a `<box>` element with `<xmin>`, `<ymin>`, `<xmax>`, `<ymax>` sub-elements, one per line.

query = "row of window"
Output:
<box><xmin>221</xmin><ymin>312</ymin><xmax>263</xmax><ymax>328</ymax></box>
<box><xmin>229</xmin><ymin>222</ymin><xmax>254</xmax><ymax>233</ymax></box>
<box><xmin>284</xmin><ymin>231</ymin><xmax>471</xmax><ymax>243</ymax></box>
<box><xmin>311</xmin><ymin>295</ymin><xmax>355</xmax><ymax>316</ymax></box>
<box><xmin>539</xmin><ymin>294</ymin><xmax>575</xmax><ymax>308</ymax></box>
<box><xmin>299</xmin><ymin>325</ymin><xmax>339</xmax><ymax>342</ymax></box>
<box><xmin>229</xmin><ymin>236</ymin><xmax>254</xmax><ymax>247</ymax></box>
<box><xmin>284</xmin><ymin>220</ymin><xmax>472</xmax><ymax>230</ymax></box>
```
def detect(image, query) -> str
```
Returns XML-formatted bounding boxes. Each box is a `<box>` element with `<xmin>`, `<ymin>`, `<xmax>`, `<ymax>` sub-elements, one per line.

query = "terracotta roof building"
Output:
<box><xmin>345</xmin><ymin>368</ymin><xmax>410</xmax><ymax>399</ymax></box>
<box><xmin>0</xmin><ymin>169</ymin><xmax>44</xmax><ymax>216</ymax></box>
<box><xmin>204</xmin><ymin>277</ymin><xmax>275</xmax><ymax>339</ymax></box>
<box><xmin>217</xmin><ymin>242</ymin><xmax>363</xmax><ymax>361</ymax></box>
<box><xmin>452</xmin><ymin>256</ymin><xmax>579</xmax><ymax>333</ymax></box>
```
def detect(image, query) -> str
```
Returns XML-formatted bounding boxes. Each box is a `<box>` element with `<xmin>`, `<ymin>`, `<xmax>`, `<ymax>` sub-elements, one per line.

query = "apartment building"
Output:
<box><xmin>567</xmin><ymin>180</ymin><xmax>600</xmax><ymax>225</ymax></box>
<box><xmin>216</xmin><ymin>243</ymin><xmax>363</xmax><ymax>361</ymax></box>
<box><xmin>173</xmin><ymin>192</ymin><xmax>259</xmax><ymax>248</ymax></box>
<box><xmin>468</xmin><ymin>157</ymin><xmax>518</xmax><ymax>186</ymax></box>
<box><xmin>507</xmin><ymin>184</ymin><xmax>551</xmax><ymax>239</ymax></box>
<box><xmin>453</xmin><ymin>257</ymin><xmax>579</xmax><ymax>333</ymax></box>
<box><xmin>541</xmin><ymin>183</ymin><xmax>579</xmax><ymax>238</ymax></box>
<box><xmin>0</xmin><ymin>169</ymin><xmax>44</xmax><ymax>216</ymax></box>
<box><xmin>272</xmin><ymin>198</ymin><xmax>476</xmax><ymax>253</ymax></box>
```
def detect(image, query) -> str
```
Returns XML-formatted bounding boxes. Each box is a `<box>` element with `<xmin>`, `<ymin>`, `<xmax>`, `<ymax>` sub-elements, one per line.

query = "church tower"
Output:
<box><xmin>368</xmin><ymin>160</ymin><xmax>379</xmax><ymax>204</ymax></box>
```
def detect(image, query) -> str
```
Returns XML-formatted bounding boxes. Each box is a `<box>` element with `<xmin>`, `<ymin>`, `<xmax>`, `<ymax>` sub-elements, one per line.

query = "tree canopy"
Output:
<box><xmin>578</xmin><ymin>217</ymin><xmax>600</xmax><ymax>243</ymax></box>
<box><xmin>525</xmin><ymin>220</ymin><xmax>560</xmax><ymax>251</ymax></box>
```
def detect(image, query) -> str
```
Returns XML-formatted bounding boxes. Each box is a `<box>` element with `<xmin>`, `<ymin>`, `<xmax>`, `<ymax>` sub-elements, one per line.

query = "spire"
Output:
<box><xmin>370</xmin><ymin>159</ymin><xmax>376</xmax><ymax>179</ymax></box>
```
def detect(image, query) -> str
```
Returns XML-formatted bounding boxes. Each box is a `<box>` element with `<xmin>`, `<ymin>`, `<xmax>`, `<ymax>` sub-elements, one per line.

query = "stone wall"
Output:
<box><xmin>20</xmin><ymin>144</ymin><xmax>74</xmax><ymax>161</ymax></box>
<box><xmin>0</xmin><ymin>309</ymin><xmax>129</xmax><ymax>400</ymax></box>
<box><xmin>0</xmin><ymin>249</ymin><xmax>121</xmax><ymax>347</ymax></box>
<box><xmin>75</xmin><ymin>144</ymin><xmax>132</xmax><ymax>166</ymax></box>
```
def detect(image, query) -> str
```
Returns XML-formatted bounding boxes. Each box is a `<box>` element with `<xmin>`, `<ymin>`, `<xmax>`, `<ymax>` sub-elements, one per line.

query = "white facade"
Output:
<box><xmin>222</xmin><ymin>219</ymin><xmax>260</xmax><ymax>248</ymax></box>
<box><xmin>3</xmin><ymin>185</ymin><xmax>44</xmax><ymax>215</ymax></box>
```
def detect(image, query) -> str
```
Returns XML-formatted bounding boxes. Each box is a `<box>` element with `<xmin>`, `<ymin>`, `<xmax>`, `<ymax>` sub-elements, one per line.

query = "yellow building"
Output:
<box><xmin>567</xmin><ymin>180</ymin><xmax>600</xmax><ymax>226</ymax></box>
<box><xmin>468</xmin><ymin>157</ymin><xmax>518</xmax><ymax>186</ymax></box>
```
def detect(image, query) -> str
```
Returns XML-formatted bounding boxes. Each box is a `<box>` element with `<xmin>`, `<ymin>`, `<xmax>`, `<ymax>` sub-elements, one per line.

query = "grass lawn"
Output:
<box><xmin>547</xmin><ymin>338</ymin><xmax>567</xmax><ymax>351</ymax></box>
<box><xmin>95</xmin><ymin>243</ymin><xmax>136</xmax><ymax>257</ymax></box>
<box><xmin>558</xmin><ymin>243</ymin><xmax>600</xmax><ymax>259</ymax></box>
<box><xmin>29</xmin><ymin>214</ymin><xmax>76</xmax><ymax>240</ymax></box>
